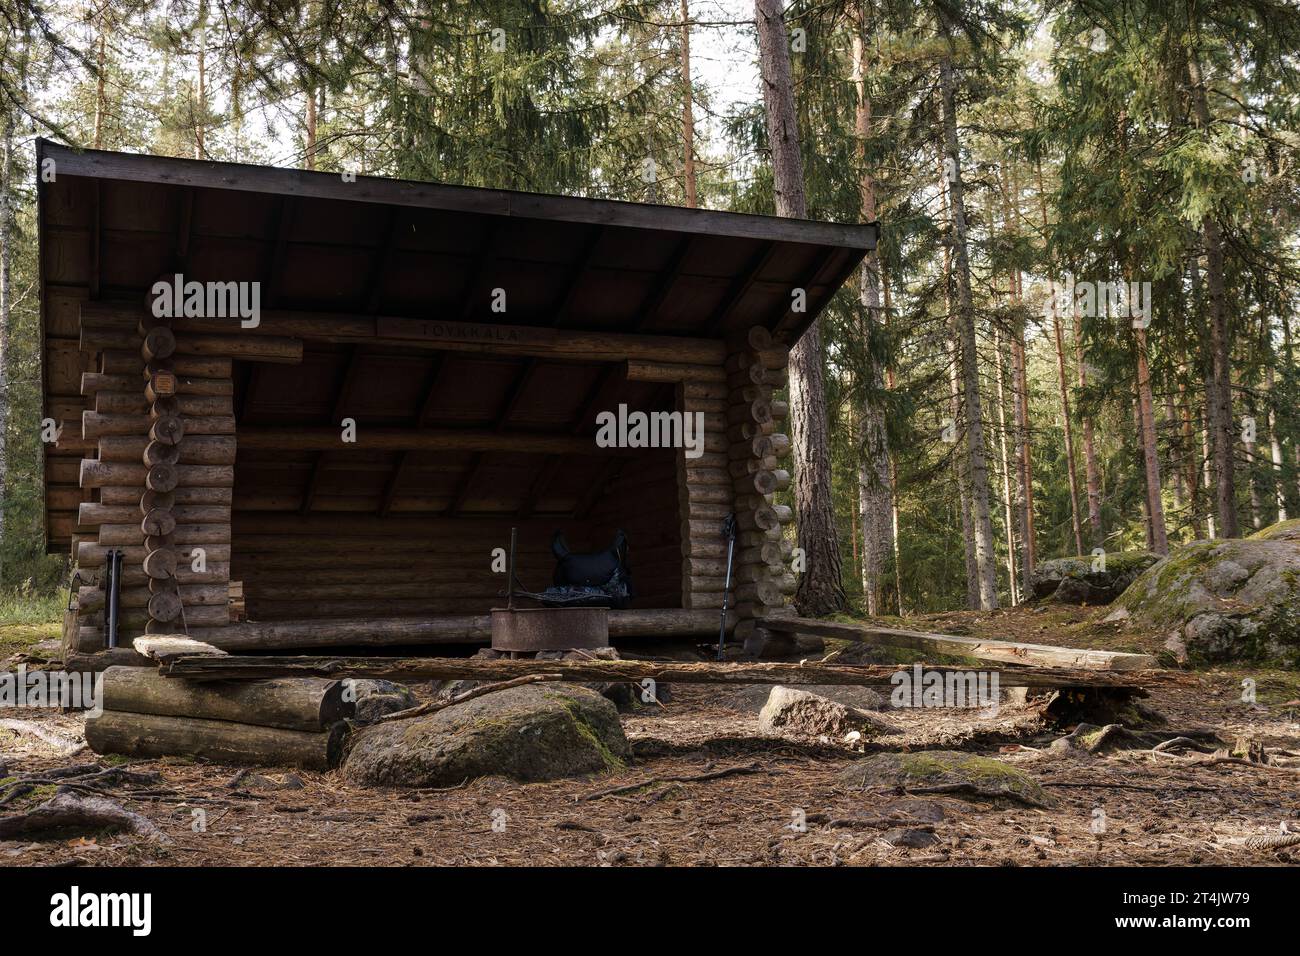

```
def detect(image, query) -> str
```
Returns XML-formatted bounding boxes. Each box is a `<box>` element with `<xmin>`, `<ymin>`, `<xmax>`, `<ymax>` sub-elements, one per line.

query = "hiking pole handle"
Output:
<box><xmin>718</xmin><ymin>514</ymin><xmax>737</xmax><ymax>660</ymax></box>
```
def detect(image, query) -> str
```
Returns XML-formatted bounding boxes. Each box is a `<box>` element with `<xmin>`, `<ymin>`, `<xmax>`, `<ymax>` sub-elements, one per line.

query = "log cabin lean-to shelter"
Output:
<box><xmin>37</xmin><ymin>140</ymin><xmax>876</xmax><ymax>665</ymax></box>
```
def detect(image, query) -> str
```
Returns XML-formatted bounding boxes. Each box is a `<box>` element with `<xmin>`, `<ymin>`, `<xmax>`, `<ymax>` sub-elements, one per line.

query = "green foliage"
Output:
<box><xmin>0</xmin><ymin>0</ymin><xmax>1297</xmax><ymax>619</ymax></box>
<box><xmin>0</xmin><ymin>585</ymin><xmax>63</xmax><ymax>627</ymax></box>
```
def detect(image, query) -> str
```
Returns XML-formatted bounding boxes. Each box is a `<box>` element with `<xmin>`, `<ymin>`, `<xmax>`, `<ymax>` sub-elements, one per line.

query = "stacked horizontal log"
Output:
<box><xmin>232</xmin><ymin>516</ymin><xmax>563</xmax><ymax>619</ymax></box>
<box><xmin>84</xmin><ymin>665</ymin><xmax>349</xmax><ymax>770</ymax></box>
<box><xmin>231</xmin><ymin>504</ymin><xmax>684</xmax><ymax>618</ymax></box>
<box><xmin>676</xmin><ymin>378</ymin><xmax>734</xmax><ymax>610</ymax></box>
<box><xmin>140</xmin><ymin>308</ymin><xmax>234</xmax><ymax>637</ymax></box>
<box><xmin>723</xmin><ymin>327</ymin><xmax>796</xmax><ymax>655</ymax></box>
<box><xmin>184</xmin><ymin>608</ymin><xmax>733</xmax><ymax>650</ymax></box>
<box><xmin>71</xmin><ymin>303</ymin><xmax>235</xmax><ymax>657</ymax></box>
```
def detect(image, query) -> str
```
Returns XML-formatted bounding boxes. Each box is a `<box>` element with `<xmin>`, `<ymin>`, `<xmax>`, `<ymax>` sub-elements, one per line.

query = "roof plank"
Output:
<box><xmin>41</xmin><ymin>141</ymin><xmax>877</xmax><ymax>251</ymax></box>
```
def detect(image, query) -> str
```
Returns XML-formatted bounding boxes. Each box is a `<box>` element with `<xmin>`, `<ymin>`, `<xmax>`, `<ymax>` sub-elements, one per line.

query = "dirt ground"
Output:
<box><xmin>2</xmin><ymin>604</ymin><xmax>1299</xmax><ymax>867</ymax></box>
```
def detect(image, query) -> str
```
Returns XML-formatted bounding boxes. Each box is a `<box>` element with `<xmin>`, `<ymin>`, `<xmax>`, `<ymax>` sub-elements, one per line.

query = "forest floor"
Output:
<box><xmin>2</xmin><ymin>603</ymin><xmax>1299</xmax><ymax>867</ymax></box>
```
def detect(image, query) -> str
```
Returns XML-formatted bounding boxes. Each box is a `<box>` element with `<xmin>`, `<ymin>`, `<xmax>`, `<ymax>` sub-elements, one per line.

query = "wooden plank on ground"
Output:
<box><xmin>158</xmin><ymin>655</ymin><xmax>1179</xmax><ymax>691</ymax></box>
<box><xmin>758</xmin><ymin>616</ymin><xmax>1157</xmax><ymax>671</ymax></box>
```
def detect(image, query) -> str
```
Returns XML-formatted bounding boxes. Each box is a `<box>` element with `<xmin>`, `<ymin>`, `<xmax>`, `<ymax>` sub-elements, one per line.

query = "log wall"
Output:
<box><xmin>69</xmin><ymin>303</ymin><xmax>235</xmax><ymax>657</ymax></box>
<box><xmin>721</xmin><ymin>327</ymin><xmax>795</xmax><ymax>650</ymax></box>
<box><xmin>583</xmin><ymin>447</ymin><xmax>682</xmax><ymax>608</ymax></box>
<box><xmin>229</xmin><ymin>449</ymin><xmax>681</xmax><ymax>622</ymax></box>
<box><xmin>65</xmin><ymin>303</ymin><xmax>745</xmax><ymax>648</ymax></box>
<box><xmin>676</xmin><ymin>380</ymin><xmax>734</xmax><ymax>609</ymax></box>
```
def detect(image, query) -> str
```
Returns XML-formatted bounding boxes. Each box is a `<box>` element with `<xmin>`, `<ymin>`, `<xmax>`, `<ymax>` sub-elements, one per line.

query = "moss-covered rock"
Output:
<box><xmin>342</xmin><ymin>682</ymin><xmax>630</xmax><ymax>787</ymax></box>
<box><xmin>1028</xmin><ymin>551</ymin><xmax>1159</xmax><ymax>604</ymax></box>
<box><xmin>836</xmin><ymin>750</ymin><xmax>1052</xmax><ymax>807</ymax></box>
<box><xmin>1115</xmin><ymin>538</ymin><xmax>1300</xmax><ymax>665</ymax></box>
<box><xmin>1250</xmin><ymin>518</ymin><xmax>1300</xmax><ymax>543</ymax></box>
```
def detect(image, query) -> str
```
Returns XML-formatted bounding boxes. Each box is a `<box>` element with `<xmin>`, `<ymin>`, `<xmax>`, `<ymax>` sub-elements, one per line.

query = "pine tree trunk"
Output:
<box><xmin>680</xmin><ymin>0</ymin><xmax>697</xmax><ymax>208</ymax></box>
<box><xmin>1052</xmin><ymin>308</ymin><xmax>1084</xmax><ymax>554</ymax></box>
<box><xmin>1202</xmin><ymin>406</ymin><xmax>1217</xmax><ymax>539</ymax></box>
<box><xmin>1165</xmin><ymin>393</ymin><xmax>1183</xmax><ymax>519</ymax></box>
<box><xmin>754</xmin><ymin>0</ymin><xmax>846</xmax><ymax>615</ymax></box>
<box><xmin>1011</xmin><ymin>324</ymin><xmax>1035</xmax><ymax>595</ymax></box>
<box><xmin>1187</xmin><ymin>54</ymin><xmax>1238</xmax><ymax>538</ymax></box>
<box><xmin>993</xmin><ymin>326</ymin><xmax>1019</xmax><ymax>603</ymax></box>
<box><xmin>1133</xmin><ymin>395</ymin><xmax>1155</xmax><ymax>550</ymax></box>
<box><xmin>305</xmin><ymin>92</ymin><xmax>317</xmax><ymax>170</ymax></box>
<box><xmin>93</xmin><ymin>27</ymin><xmax>107</xmax><ymax>148</ymax></box>
<box><xmin>852</xmin><ymin>20</ymin><xmax>893</xmax><ymax>616</ymax></box>
<box><xmin>0</xmin><ymin>88</ymin><xmax>12</xmax><ymax>584</ymax></box>
<box><xmin>1134</xmin><ymin>326</ymin><xmax>1169</xmax><ymax>553</ymax></box>
<box><xmin>881</xmin><ymin>265</ymin><xmax>904</xmax><ymax>615</ymax></box>
<box><xmin>1179</xmin><ymin>374</ymin><xmax>1203</xmax><ymax>537</ymax></box>
<box><xmin>1266</xmin><ymin>364</ymin><xmax>1288</xmax><ymax>522</ymax></box>
<box><xmin>1188</xmin><ymin>254</ymin><xmax>1219</xmax><ymax>538</ymax></box>
<box><xmin>1287</xmin><ymin>317</ymin><xmax>1300</xmax><ymax>509</ymax></box>
<box><xmin>1243</xmin><ymin>389</ymin><xmax>1262</xmax><ymax>530</ymax></box>
<box><xmin>951</xmin><ymin>350</ymin><xmax>979</xmax><ymax>608</ymax></box>
<box><xmin>1074</xmin><ymin>310</ymin><xmax>1104</xmax><ymax>545</ymax></box>
<box><xmin>195</xmin><ymin>0</ymin><xmax>208</xmax><ymax>159</ymax></box>
<box><xmin>1032</xmin><ymin>161</ymin><xmax>1083</xmax><ymax>555</ymax></box>
<box><xmin>937</xmin><ymin>29</ymin><xmax>997</xmax><ymax>610</ymax></box>
<box><xmin>936</xmin><ymin>147</ymin><xmax>977</xmax><ymax>608</ymax></box>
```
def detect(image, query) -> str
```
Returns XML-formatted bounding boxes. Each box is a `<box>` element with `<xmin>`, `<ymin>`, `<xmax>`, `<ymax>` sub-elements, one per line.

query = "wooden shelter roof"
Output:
<box><xmin>37</xmin><ymin>140</ymin><xmax>876</xmax><ymax>550</ymax></box>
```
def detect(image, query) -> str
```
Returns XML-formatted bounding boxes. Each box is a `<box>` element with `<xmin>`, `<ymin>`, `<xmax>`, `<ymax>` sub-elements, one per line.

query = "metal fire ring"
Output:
<box><xmin>490</xmin><ymin>607</ymin><xmax>610</xmax><ymax>653</ymax></box>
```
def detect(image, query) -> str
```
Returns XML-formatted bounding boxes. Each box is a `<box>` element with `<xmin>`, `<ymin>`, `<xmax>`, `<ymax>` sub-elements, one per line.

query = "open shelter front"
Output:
<box><xmin>37</xmin><ymin>141</ymin><xmax>875</xmax><ymax>660</ymax></box>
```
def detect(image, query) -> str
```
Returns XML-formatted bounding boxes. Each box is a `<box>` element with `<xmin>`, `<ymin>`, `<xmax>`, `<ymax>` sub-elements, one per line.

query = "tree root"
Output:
<box><xmin>580</xmin><ymin>762</ymin><xmax>766</xmax><ymax>802</ymax></box>
<box><xmin>0</xmin><ymin>792</ymin><xmax>167</xmax><ymax>841</ymax></box>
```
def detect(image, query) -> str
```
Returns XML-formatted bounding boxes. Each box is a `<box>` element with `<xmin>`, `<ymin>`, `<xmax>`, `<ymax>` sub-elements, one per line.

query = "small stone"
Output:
<box><xmin>887</xmin><ymin>798</ymin><xmax>947</xmax><ymax>823</ymax></box>
<box><xmin>349</xmin><ymin>679</ymin><xmax>418</xmax><ymax>723</ymax></box>
<box><xmin>879</xmin><ymin>827</ymin><xmax>939</xmax><ymax>849</ymax></box>
<box><xmin>758</xmin><ymin>686</ymin><xmax>898</xmax><ymax>740</ymax></box>
<box><xmin>1162</xmin><ymin>630</ymin><xmax>1188</xmax><ymax>664</ymax></box>
<box><xmin>725</xmin><ymin>682</ymin><xmax>886</xmax><ymax>713</ymax></box>
<box><xmin>227</xmin><ymin>770</ymin><xmax>304</xmax><ymax>791</ymax></box>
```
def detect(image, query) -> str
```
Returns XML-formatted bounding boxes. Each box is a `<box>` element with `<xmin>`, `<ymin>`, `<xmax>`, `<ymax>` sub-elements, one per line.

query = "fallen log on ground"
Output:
<box><xmin>85</xmin><ymin>710</ymin><xmax>346</xmax><ymax>770</ymax></box>
<box><xmin>0</xmin><ymin>718</ymin><xmax>86</xmax><ymax>755</ymax></box>
<box><xmin>160</xmin><ymin>655</ymin><xmax>1176</xmax><ymax>692</ymax></box>
<box><xmin>101</xmin><ymin>665</ymin><xmax>350</xmax><ymax>732</ymax></box>
<box><xmin>758</xmin><ymin>616</ymin><xmax>1157</xmax><ymax>671</ymax></box>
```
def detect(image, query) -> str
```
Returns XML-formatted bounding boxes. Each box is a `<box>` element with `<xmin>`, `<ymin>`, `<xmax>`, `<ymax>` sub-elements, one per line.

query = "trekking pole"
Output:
<box><xmin>718</xmin><ymin>513</ymin><xmax>737</xmax><ymax>661</ymax></box>
<box><xmin>507</xmin><ymin>526</ymin><xmax>517</xmax><ymax>611</ymax></box>
<box><xmin>104</xmin><ymin>549</ymin><xmax>123</xmax><ymax>649</ymax></box>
